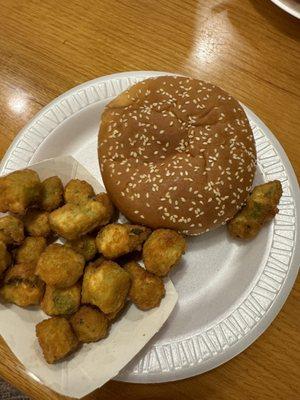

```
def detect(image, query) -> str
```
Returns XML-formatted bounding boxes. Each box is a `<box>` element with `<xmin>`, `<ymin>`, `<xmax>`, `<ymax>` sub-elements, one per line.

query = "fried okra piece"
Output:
<box><xmin>0</xmin><ymin>215</ymin><xmax>24</xmax><ymax>245</ymax></box>
<box><xmin>0</xmin><ymin>241</ymin><xmax>11</xmax><ymax>276</ymax></box>
<box><xmin>70</xmin><ymin>305</ymin><xmax>109</xmax><ymax>343</ymax></box>
<box><xmin>81</xmin><ymin>259</ymin><xmax>131</xmax><ymax>314</ymax></box>
<box><xmin>49</xmin><ymin>199</ymin><xmax>110</xmax><ymax>240</ymax></box>
<box><xmin>15</xmin><ymin>237</ymin><xmax>47</xmax><ymax>266</ymax></box>
<box><xmin>36</xmin><ymin>244</ymin><xmax>85</xmax><ymax>288</ymax></box>
<box><xmin>41</xmin><ymin>283</ymin><xmax>81</xmax><ymax>316</ymax></box>
<box><xmin>94</xmin><ymin>193</ymin><xmax>115</xmax><ymax>225</ymax></box>
<box><xmin>36</xmin><ymin>317</ymin><xmax>79</xmax><ymax>364</ymax></box>
<box><xmin>96</xmin><ymin>224</ymin><xmax>151</xmax><ymax>259</ymax></box>
<box><xmin>105</xmin><ymin>309</ymin><xmax>123</xmax><ymax>321</ymax></box>
<box><xmin>64</xmin><ymin>179</ymin><xmax>95</xmax><ymax>205</ymax></box>
<box><xmin>66</xmin><ymin>235</ymin><xmax>97</xmax><ymax>262</ymax></box>
<box><xmin>143</xmin><ymin>229</ymin><xmax>186</xmax><ymax>277</ymax></box>
<box><xmin>228</xmin><ymin>180</ymin><xmax>283</xmax><ymax>240</ymax></box>
<box><xmin>124</xmin><ymin>261</ymin><xmax>165</xmax><ymax>310</ymax></box>
<box><xmin>0</xmin><ymin>169</ymin><xmax>41</xmax><ymax>215</ymax></box>
<box><xmin>23</xmin><ymin>210</ymin><xmax>51</xmax><ymax>237</ymax></box>
<box><xmin>40</xmin><ymin>176</ymin><xmax>64</xmax><ymax>211</ymax></box>
<box><xmin>0</xmin><ymin>263</ymin><xmax>45</xmax><ymax>307</ymax></box>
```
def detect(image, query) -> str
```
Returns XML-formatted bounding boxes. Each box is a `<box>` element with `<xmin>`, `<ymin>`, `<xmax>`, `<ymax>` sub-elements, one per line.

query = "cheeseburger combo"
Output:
<box><xmin>0</xmin><ymin>75</ymin><xmax>282</xmax><ymax>365</ymax></box>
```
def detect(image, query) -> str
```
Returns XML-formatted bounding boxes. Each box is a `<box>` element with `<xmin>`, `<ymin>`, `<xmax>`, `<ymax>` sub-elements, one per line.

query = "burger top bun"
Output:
<box><xmin>98</xmin><ymin>76</ymin><xmax>256</xmax><ymax>236</ymax></box>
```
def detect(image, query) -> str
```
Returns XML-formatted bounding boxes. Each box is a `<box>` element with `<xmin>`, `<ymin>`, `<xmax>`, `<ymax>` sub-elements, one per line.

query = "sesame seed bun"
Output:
<box><xmin>98</xmin><ymin>76</ymin><xmax>256</xmax><ymax>236</ymax></box>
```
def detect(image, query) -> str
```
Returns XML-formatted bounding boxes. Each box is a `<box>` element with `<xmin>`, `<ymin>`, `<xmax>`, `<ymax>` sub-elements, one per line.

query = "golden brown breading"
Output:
<box><xmin>104</xmin><ymin>309</ymin><xmax>122</xmax><ymax>321</ymax></box>
<box><xmin>15</xmin><ymin>237</ymin><xmax>47</xmax><ymax>266</ymax></box>
<box><xmin>0</xmin><ymin>241</ymin><xmax>11</xmax><ymax>276</ymax></box>
<box><xmin>40</xmin><ymin>176</ymin><xmax>64</xmax><ymax>211</ymax></box>
<box><xmin>143</xmin><ymin>229</ymin><xmax>186</xmax><ymax>277</ymax></box>
<box><xmin>96</xmin><ymin>224</ymin><xmax>151</xmax><ymax>259</ymax></box>
<box><xmin>0</xmin><ymin>169</ymin><xmax>41</xmax><ymax>215</ymax></box>
<box><xmin>94</xmin><ymin>193</ymin><xmax>115</xmax><ymax>225</ymax></box>
<box><xmin>64</xmin><ymin>179</ymin><xmax>95</xmax><ymax>205</ymax></box>
<box><xmin>41</xmin><ymin>283</ymin><xmax>81</xmax><ymax>316</ymax></box>
<box><xmin>70</xmin><ymin>305</ymin><xmax>109</xmax><ymax>343</ymax></box>
<box><xmin>66</xmin><ymin>235</ymin><xmax>97</xmax><ymax>262</ymax></box>
<box><xmin>23</xmin><ymin>210</ymin><xmax>51</xmax><ymax>237</ymax></box>
<box><xmin>0</xmin><ymin>215</ymin><xmax>24</xmax><ymax>245</ymax></box>
<box><xmin>81</xmin><ymin>259</ymin><xmax>131</xmax><ymax>314</ymax></box>
<box><xmin>0</xmin><ymin>263</ymin><xmax>45</xmax><ymax>307</ymax></box>
<box><xmin>228</xmin><ymin>180</ymin><xmax>283</xmax><ymax>240</ymax></box>
<box><xmin>36</xmin><ymin>317</ymin><xmax>79</xmax><ymax>364</ymax></box>
<box><xmin>49</xmin><ymin>199</ymin><xmax>110</xmax><ymax>240</ymax></box>
<box><xmin>124</xmin><ymin>261</ymin><xmax>165</xmax><ymax>310</ymax></box>
<box><xmin>36</xmin><ymin>244</ymin><xmax>85</xmax><ymax>288</ymax></box>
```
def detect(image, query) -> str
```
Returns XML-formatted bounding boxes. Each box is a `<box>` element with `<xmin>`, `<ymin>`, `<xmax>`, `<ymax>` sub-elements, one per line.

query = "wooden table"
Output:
<box><xmin>0</xmin><ymin>0</ymin><xmax>299</xmax><ymax>399</ymax></box>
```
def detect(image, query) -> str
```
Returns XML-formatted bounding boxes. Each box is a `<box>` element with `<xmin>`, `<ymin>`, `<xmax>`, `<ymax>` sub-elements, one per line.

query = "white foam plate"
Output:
<box><xmin>1</xmin><ymin>71</ymin><xmax>299</xmax><ymax>384</ymax></box>
<box><xmin>270</xmin><ymin>0</ymin><xmax>300</xmax><ymax>18</ymax></box>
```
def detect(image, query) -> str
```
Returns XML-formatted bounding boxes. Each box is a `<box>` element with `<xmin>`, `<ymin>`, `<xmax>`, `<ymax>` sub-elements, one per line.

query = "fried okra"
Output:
<box><xmin>64</xmin><ymin>179</ymin><xmax>95</xmax><ymax>205</ymax></box>
<box><xmin>41</xmin><ymin>283</ymin><xmax>81</xmax><ymax>316</ymax></box>
<box><xmin>0</xmin><ymin>241</ymin><xmax>11</xmax><ymax>276</ymax></box>
<box><xmin>23</xmin><ymin>210</ymin><xmax>51</xmax><ymax>237</ymax></box>
<box><xmin>0</xmin><ymin>215</ymin><xmax>24</xmax><ymax>245</ymax></box>
<box><xmin>0</xmin><ymin>263</ymin><xmax>45</xmax><ymax>307</ymax></box>
<box><xmin>143</xmin><ymin>229</ymin><xmax>186</xmax><ymax>277</ymax></box>
<box><xmin>228</xmin><ymin>180</ymin><xmax>283</xmax><ymax>240</ymax></box>
<box><xmin>49</xmin><ymin>199</ymin><xmax>110</xmax><ymax>240</ymax></box>
<box><xmin>15</xmin><ymin>236</ymin><xmax>47</xmax><ymax>266</ymax></box>
<box><xmin>70</xmin><ymin>305</ymin><xmax>109</xmax><ymax>343</ymax></box>
<box><xmin>124</xmin><ymin>261</ymin><xmax>165</xmax><ymax>310</ymax></box>
<box><xmin>105</xmin><ymin>309</ymin><xmax>123</xmax><ymax>321</ymax></box>
<box><xmin>36</xmin><ymin>317</ymin><xmax>79</xmax><ymax>364</ymax></box>
<box><xmin>0</xmin><ymin>169</ymin><xmax>41</xmax><ymax>215</ymax></box>
<box><xmin>94</xmin><ymin>193</ymin><xmax>115</xmax><ymax>225</ymax></box>
<box><xmin>36</xmin><ymin>244</ymin><xmax>85</xmax><ymax>288</ymax></box>
<box><xmin>66</xmin><ymin>235</ymin><xmax>97</xmax><ymax>261</ymax></box>
<box><xmin>81</xmin><ymin>259</ymin><xmax>131</xmax><ymax>314</ymax></box>
<box><xmin>96</xmin><ymin>224</ymin><xmax>151</xmax><ymax>259</ymax></box>
<box><xmin>40</xmin><ymin>176</ymin><xmax>64</xmax><ymax>211</ymax></box>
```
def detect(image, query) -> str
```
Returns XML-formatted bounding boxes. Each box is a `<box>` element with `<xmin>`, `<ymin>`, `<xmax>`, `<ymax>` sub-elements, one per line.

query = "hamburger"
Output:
<box><xmin>98</xmin><ymin>76</ymin><xmax>256</xmax><ymax>236</ymax></box>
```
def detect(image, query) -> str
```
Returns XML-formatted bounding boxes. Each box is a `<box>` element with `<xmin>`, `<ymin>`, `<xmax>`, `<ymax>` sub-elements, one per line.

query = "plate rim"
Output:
<box><xmin>0</xmin><ymin>71</ymin><xmax>299</xmax><ymax>384</ymax></box>
<box><xmin>270</xmin><ymin>0</ymin><xmax>300</xmax><ymax>18</ymax></box>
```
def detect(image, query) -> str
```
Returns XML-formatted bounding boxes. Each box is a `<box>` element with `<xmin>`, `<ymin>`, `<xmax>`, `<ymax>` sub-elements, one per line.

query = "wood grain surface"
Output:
<box><xmin>0</xmin><ymin>0</ymin><xmax>299</xmax><ymax>399</ymax></box>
